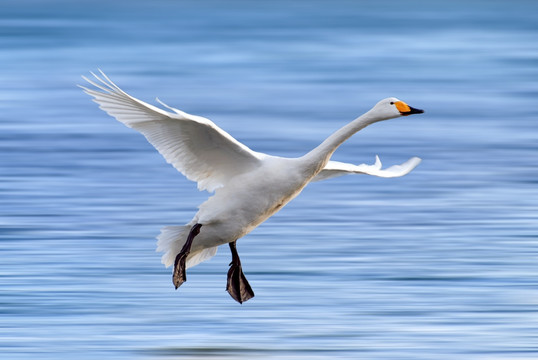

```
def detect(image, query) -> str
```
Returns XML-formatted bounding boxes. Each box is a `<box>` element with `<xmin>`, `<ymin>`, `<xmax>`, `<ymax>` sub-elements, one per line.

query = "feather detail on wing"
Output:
<box><xmin>80</xmin><ymin>70</ymin><xmax>263</xmax><ymax>192</ymax></box>
<box><xmin>312</xmin><ymin>156</ymin><xmax>421</xmax><ymax>182</ymax></box>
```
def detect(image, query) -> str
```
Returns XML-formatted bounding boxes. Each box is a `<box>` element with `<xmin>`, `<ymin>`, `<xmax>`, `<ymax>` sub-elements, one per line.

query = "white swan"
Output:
<box><xmin>80</xmin><ymin>71</ymin><xmax>424</xmax><ymax>303</ymax></box>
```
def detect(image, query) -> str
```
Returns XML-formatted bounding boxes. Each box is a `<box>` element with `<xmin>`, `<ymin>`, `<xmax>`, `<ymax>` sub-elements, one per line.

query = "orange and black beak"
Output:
<box><xmin>395</xmin><ymin>101</ymin><xmax>424</xmax><ymax>116</ymax></box>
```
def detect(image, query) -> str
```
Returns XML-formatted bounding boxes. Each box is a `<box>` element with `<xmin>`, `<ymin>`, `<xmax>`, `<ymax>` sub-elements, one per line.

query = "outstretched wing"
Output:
<box><xmin>312</xmin><ymin>156</ymin><xmax>421</xmax><ymax>182</ymax></box>
<box><xmin>80</xmin><ymin>71</ymin><xmax>264</xmax><ymax>192</ymax></box>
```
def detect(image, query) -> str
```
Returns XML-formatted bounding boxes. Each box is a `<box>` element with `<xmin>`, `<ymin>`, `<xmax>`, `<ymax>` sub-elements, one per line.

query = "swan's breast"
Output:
<box><xmin>195</xmin><ymin>157</ymin><xmax>309</xmax><ymax>238</ymax></box>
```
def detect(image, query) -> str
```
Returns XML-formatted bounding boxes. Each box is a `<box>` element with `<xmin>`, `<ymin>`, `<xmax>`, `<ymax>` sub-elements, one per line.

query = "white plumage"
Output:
<box><xmin>81</xmin><ymin>70</ymin><xmax>423</xmax><ymax>302</ymax></box>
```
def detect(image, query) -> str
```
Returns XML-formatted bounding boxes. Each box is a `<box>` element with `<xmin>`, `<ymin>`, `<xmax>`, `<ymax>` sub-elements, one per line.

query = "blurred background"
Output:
<box><xmin>1</xmin><ymin>0</ymin><xmax>537</xmax><ymax>359</ymax></box>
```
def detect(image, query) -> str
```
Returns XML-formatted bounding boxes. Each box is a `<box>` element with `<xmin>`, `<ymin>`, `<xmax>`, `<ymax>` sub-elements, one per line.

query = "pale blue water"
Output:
<box><xmin>1</xmin><ymin>0</ymin><xmax>538</xmax><ymax>359</ymax></box>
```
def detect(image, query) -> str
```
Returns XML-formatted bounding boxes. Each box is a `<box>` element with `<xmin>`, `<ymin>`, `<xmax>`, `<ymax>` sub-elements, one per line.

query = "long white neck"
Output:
<box><xmin>302</xmin><ymin>109</ymin><xmax>381</xmax><ymax>173</ymax></box>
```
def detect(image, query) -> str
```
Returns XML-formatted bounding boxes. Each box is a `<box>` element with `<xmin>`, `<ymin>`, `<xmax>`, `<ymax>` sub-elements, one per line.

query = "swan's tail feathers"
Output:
<box><xmin>156</xmin><ymin>225</ymin><xmax>218</xmax><ymax>269</ymax></box>
<box><xmin>186</xmin><ymin>246</ymin><xmax>218</xmax><ymax>269</ymax></box>
<box><xmin>157</xmin><ymin>226</ymin><xmax>188</xmax><ymax>268</ymax></box>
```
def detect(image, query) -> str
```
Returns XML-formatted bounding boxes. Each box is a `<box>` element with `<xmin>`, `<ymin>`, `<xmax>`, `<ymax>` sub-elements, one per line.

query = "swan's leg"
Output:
<box><xmin>173</xmin><ymin>223</ymin><xmax>202</xmax><ymax>289</ymax></box>
<box><xmin>226</xmin><ymin>241</ymin><xmax>255</xmax><ymax>304</ymax></box>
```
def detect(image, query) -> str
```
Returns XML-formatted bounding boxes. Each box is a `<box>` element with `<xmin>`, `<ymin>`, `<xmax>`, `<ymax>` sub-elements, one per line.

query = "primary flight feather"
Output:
<box><xmin>81</xmin><ymin>70</ymin><xmax>424</xmax><ymax>303</ymax></box>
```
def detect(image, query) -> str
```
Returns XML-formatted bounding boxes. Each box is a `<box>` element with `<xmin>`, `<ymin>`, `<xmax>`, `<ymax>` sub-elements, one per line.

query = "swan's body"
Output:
<box><xmin>81</xmin><ymin>71</ymin><xmax>423</xmax><ymax>303</ymax></box>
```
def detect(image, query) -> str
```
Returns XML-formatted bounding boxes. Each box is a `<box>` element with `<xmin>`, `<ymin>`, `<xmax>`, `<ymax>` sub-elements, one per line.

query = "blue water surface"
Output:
<box><xmin>1</xmin><ymin>0</ymin><xmax>538</xmax><ymax>359</ymax></box>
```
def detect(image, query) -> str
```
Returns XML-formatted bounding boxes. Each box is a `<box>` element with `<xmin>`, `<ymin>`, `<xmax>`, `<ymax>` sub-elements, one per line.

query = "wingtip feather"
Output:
<box><xmin>374</xmin><ymin>155</ymin><xmax>382</xmax><ymax>169</ymax></box>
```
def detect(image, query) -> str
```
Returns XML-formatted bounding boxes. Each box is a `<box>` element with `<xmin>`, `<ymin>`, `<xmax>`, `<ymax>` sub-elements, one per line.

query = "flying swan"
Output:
<box><xmin>80</xmin><ymin>71</ymin><xmax>424</xmax><ymax>303</ymax></box>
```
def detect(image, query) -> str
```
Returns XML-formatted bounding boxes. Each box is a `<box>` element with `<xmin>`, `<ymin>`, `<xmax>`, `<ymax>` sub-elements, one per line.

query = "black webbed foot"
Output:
<box><xmin>226</xmin><ymin>241</ymin><xmax>255</xmax><ymax>304</ymax></box>
<box><xmin>172</xmin><ymin>223</ymin><xmax>202</xmax><ymax>289</ymax></box>
<box><xmin>172</xmin><ymin>251</ymin><xmax>189</xmax><ymax>289</ymax></box>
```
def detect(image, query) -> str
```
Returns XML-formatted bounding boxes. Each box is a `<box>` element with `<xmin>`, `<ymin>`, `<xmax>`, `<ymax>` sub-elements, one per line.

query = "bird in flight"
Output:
<box><xmin>81</xmin><ymin>71</ymin><xmax>424</xmax><ymax>303</ymax></box>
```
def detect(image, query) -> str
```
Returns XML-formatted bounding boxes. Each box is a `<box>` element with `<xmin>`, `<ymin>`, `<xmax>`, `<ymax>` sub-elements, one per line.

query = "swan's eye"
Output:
<box><xmin>390</xmin><ymin>102</ymin><xmax>394</xmax><ymax>105</ymax></box>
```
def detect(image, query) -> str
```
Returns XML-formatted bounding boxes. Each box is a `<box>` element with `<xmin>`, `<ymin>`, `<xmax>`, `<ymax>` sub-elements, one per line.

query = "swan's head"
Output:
<box><xmin>371</xmin><ymin>97</ymin><xmax>424</xmax><ymax>121</ymax></box>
